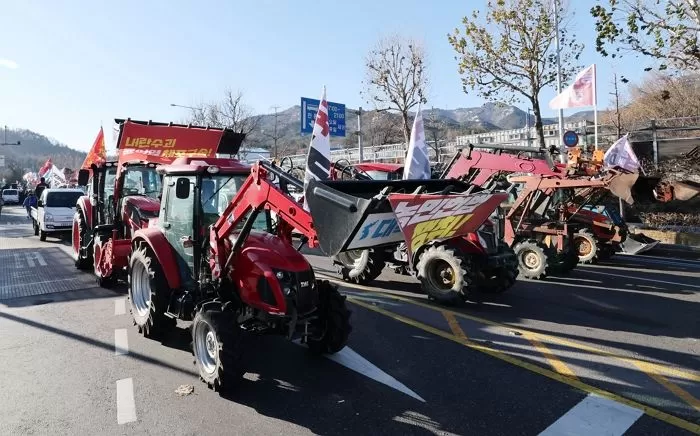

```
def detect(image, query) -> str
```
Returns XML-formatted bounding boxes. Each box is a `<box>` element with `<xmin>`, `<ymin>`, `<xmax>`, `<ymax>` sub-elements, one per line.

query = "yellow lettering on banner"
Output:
<box><xmin>125</xmin><ymin>137</ymin><xmax>136</xmax><ymax>148</ymax></box>
<box><xmin>410</xmin><ymin>214</ymin><xmax>473</xmax><ymax>252</ymax></box>
<box><xmin>151</xmin><ymin>139</ymin><xmax>163</xmax><ymax>148</ymax></box>
<box><xmin>165</xmin><ymin>139</ymin><xmax>176</xmax><ymax>148</ymax></box>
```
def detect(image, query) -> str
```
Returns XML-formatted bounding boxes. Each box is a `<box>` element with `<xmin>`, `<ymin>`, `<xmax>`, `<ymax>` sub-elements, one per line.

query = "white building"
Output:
<box><xmin>450</xmin><ymin>120</ymin><xmax>593</xmax><ymax>152</ymax></box>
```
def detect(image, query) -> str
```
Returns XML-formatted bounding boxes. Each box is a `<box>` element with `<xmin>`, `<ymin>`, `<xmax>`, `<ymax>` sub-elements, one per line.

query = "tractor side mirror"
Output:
<box><xmin>175</xmin><ymin>178</ymin><xmax>190</xmax><ymax>199</ymax></box>
<box><xmin>77</xmin><ymin>169</ymin><xmax>90</xmax><ymax>186</ymax></box>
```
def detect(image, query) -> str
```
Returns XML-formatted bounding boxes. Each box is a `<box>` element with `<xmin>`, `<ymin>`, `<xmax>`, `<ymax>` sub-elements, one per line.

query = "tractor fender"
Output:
<box><xmin>76</xmin><ymin>196</ymin><xmax>93</xmax><ymax>228</ymax></box>
<box><xmin>132</xmin><ymin>227</ymin><xmax>182</xmax><ymax>290</ymax></box>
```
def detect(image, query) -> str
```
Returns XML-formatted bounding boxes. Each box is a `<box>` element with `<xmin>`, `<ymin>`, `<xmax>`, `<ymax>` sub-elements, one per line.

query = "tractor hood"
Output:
<box><xmin>123</xmin><ymin>196</ymin><xmax>161</xmax><ymax>216</ymax></box>
<box><xmin>236</xmin><ymin>231</ymin><xmax>310</xmax><ymax>272</ymax></box>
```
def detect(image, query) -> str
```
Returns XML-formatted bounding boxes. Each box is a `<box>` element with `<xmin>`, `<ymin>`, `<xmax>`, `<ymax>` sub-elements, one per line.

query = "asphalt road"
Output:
<box><xmin>0</xmin><ymin>205</ymin><xmax>698</xmax><ymax>435</ymax></box>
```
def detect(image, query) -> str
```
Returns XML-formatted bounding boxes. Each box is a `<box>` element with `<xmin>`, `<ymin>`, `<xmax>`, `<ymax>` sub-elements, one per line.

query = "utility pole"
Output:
<box><xmin>1</xmin><ymin>125</ymin><xmax>21</xmax><ymax>146</ymax></box>
<box><xmin>271</xmin><ymin>106</ymin><xmax>280</xmax><ymax>159</ymax></box>
<box><xmin>357</xmin><ymin>107</ymin><xmax>363</xmax><ymax>163</ymax></box>
<box><xmin>553</xmin><ymin>0</ymin><xmax>566</xmax><ymax>163</ymax></box>
<box><xmin>611</xmin><ymin>73</ymin><xmax>622</xmax><ymax>138</ymax></box>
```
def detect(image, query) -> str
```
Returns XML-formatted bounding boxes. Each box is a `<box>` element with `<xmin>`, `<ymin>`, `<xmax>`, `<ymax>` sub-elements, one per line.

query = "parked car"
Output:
<box><xmin>31</xmin><ymin>188</ymin><xmax>84</xmax><ymax>241</ymax></box>
<box><xmin>2</xmin><ymin>188</ymin><xmax>19</xmax><ymax>204</ymax></box>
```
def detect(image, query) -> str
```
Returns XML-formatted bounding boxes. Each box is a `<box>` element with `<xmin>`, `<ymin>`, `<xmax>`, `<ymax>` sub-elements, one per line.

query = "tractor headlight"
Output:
<box><xmin>273</xmin><ymin>269</ymin><xmax>295</xmax><ymax>295</ymax></box>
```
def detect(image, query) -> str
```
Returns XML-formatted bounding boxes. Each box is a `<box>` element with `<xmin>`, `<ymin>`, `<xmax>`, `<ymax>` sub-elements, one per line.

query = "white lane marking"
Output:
<box><xmin>615</xmin><ymin>255</ymin><xmax>700</xmax><ymax>269</ymax></box>
<box><xmin>0</xmin><ymin>277</ymin><xmax>88</xmax><ymax>290</ymax></box>
<box><xmin>343</xmin><ymin>294</ymin><xmax>403</xmax><ymax>307</ymax></box>
<box><xmin>114</xmin><ymin>329</ymin><xmax>129</xmax><ymax>356</ymax></box>
<box><xmin>538</xmin><ymin>393</ymin><xmax>643</xmax><ymax>436</ymax></box>
<box><xmin>114</xmin><ymin>299</ymin><xmax>126</xmax><ymax>316</ymax></box>
<box><xmin>585</xmin><ymin>269</ymin><xmax>700</xmax><ymax>289</ymax></box>
<box><xmin>116</xmin><ymin>378</ymin><xmax>137</xmax><ymax>424</ymax></box>
<box><xmin>13</xmin><ymin>253</ymin><xmax>23</xmax><ymax>269</ymax></box>
<box><xmin>34</xmin><ymin>252</ymin><xmax>47</xmax><ymax>266</ymax></box>
<box><xmin>323</xmin><ymin>345</ymin><xmax>425</xmax><ymax>402</ymax></box>
<box><xmin>25</xmin><ymin>252</ymin><xmax>35</xmax><ymax>268</ymax></box>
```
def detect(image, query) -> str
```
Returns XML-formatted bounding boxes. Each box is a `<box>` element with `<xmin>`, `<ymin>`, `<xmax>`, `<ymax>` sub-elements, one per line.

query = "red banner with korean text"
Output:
<box><xmin>117</xmin><ymin>120</ymin><xmax>223</xmax><ymax>168</ymax></box>
<box><xmin>388</xmin><ymin>192</ymin><xmax>508</xmax><ymax>256</ymax></box>
<box><xmin>81</xmin><ymin>127</ymin><xmax>107</xmax><ymax>170</ymax></box>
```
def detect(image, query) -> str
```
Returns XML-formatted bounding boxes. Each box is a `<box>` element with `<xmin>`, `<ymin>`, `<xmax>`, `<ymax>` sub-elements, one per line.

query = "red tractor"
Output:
<box><xmin>320</xmin><ymin>159</ymin><xmax>519</xmax><ymax>304</ymax></box>
<box><xmin>501</xmin><ymin>171</ymin><xmax>636</xmax><ymax>279</ymax></box>
<box><xmin>127</xmin><ymin>157</ymin><xmax>505</xmax><ymax>389</ymax></box>
<box><xmin>441</xmin><ymin>144</ymin><xmax>656</xmax><ymax>262</ymax></box>
<box><xmin>73</xmin><ymin>119</ymin><xmax>242</xmax><ymax>287</ymax></box>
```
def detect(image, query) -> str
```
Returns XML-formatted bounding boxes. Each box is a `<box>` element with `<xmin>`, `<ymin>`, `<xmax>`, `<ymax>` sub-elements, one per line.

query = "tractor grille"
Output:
<box><xmin>293</xmin><ymin>270</ymin><xmax>318</xmax><ymax>315</ymax></box>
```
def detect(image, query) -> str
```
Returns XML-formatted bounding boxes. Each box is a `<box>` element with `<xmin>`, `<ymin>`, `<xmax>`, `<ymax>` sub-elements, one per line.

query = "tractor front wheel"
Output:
<box><xmin>307</xmin><ymin>280</ymin><xmax>352</xmax><ymax>354</ymax></box>
<box><xmin>514</xmin><ymin>240</ymin><xmax>548</xmax><ymax>280</ymax></box>
<box><xmin>73</xmin><ymin>212</ymin><xmax>92</xmax><ymax>270</ymax></box>
<box><xmin>416</xmin><ymin>245</ymin><xmax>472</xmax><ymax>305</ymax></box>
<box><xmin>481</xmin><ymin>243</ymin><xmax>519</xmax><ymax>293</ymax></box>
<box><xmin>574</xmin><ymin>229</ymin><xmax>599</xmax><ymax>264</ymax></box>
<box><xmin>128</xmin><ymin>243</ymin><xmax>174</xmax><ymax>339</ymax></box>
<box><xmin>334</xmin><ymin>249</ymin><xmax>385</xmax><ymax>285</ymax></box>
<box><xmin>192</xmin><ymin>307</ymin><xmax>245</xmax><ymax>392</ymax></box>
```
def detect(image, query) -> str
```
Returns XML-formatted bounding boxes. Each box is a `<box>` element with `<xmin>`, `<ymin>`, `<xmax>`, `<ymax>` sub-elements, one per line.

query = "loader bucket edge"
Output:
<box><xmin>620</xmin><ymin>233</ymin><xmax>660</xmax><ymax>255</ymax></box>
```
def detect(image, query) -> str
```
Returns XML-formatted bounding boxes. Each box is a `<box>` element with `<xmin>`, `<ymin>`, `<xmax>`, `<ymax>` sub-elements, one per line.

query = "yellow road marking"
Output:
<box><xmin>348</xmin><ymin>297</ymin><xmax>700</xmax><ymax>434</ymax></box>
<box><xmin>319</xmin><ymin>273</ymin><xmax>700</xmax><ymax>383</ymax></box>
<box><xmin>632</xmin><ymin>361</ymin><xmax>700</xmax><ymax>414</ymax></box>
<box><xmin>442</xmin><ymin>311</ymin><xmax>467</xmax><ymax>341</ymax></box>
<box><xmin>522</xmin><ymin>333</ymin><xmax>579</xmax><ymax>380</ymax></box>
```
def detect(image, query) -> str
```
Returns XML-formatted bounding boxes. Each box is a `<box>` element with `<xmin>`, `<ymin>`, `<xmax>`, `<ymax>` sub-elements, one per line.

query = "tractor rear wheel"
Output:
<box><xmin>549</xmin><ymin>244</ymin><xmax>579</xmax><ymax>274</ymax></box>
<box><xmin>307</xmin><ymin>280</ymin><xmax>352</xmax><ymax>354</ymax></box>
<box><xmin>73</xmin><ymin>212</ymin><xmax>92</xmax><ymax>270</ymax></box>
<box><xmin>334</xmin><ymin>249</ymin><xmax>385</xmax><ymax>285</ymax></box>
<box><xmin>416</xmin><ymin>245</ymin><xmax>472</xmax><ymax>305</ymax></box>
<box><xmin>128</xmin><ymin>243</ymin><xmax>174</xmax><ymax>339</ymax></box>
<box><xmin>514</xmin><ymin>240</ymin><xmax>548</xmax><ymax>280</ymax></box>
<box><xmin>192</xmin><ymin>307</ymin><xmax>245</xmax><ymax>392</ymax></box>
<box><xmin>574</xmin><ymin>229</ymin><xmax>599</xmax><ymax>264</ymax></box>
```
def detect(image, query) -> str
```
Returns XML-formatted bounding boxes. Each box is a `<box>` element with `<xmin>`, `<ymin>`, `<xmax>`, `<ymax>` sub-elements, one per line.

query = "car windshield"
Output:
<box><xmin>45</xmin><ymin>191</ymin><xmax>83</xmax><ymax>208</ymax></box>
<box><xmin>200</xmin><ymin>174</ymin><xmax>269</xmax><ymax>231</ymax></box>
<box><xmin>123</xmin><ymin>167</ymin><xmax>162</xmax><ymax>199</ymax></box>
<box><xmin>3</xmin><ymin>190</ymin><xmax>17</xmax><ymax>195</ymax></box>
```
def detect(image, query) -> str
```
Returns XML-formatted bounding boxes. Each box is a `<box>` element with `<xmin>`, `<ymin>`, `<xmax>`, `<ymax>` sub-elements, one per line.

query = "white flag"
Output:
<box><xmin>303</xmin><ymin>86</ymin><xmax>332</xmax><ymax>211</ymax></box>
<box><xmin>403</xmin><ymin>104</ymin><xmax>431</xmax><ymax>180</ymax></box>
<box><xmin>549</xmin><ymin>64</ymin><xmax>597</xmax><ymax>110</ymax></box>
<box><xmin>603</xmin><ymin>134</ymin><xmax>640</xmax><ymax>172</ymax></box>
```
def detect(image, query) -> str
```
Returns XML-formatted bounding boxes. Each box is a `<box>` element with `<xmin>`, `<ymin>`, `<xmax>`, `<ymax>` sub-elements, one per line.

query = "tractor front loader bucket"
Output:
<box><xmin>304</xmin><ymin>178</ymin><xmax>503</xmax><ymax>257</ymax></box>
<box><xmin>620</xmin><ymin>232</ymin><xmax>659</xmax><ymax>255</ymax></box>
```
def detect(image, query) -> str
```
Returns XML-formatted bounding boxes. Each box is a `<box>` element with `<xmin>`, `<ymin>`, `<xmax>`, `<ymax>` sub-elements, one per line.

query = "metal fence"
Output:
<box><xmin>280</xmin><ymin>116</ymin><xmax>700</xmax><ymax>168</ymax></box>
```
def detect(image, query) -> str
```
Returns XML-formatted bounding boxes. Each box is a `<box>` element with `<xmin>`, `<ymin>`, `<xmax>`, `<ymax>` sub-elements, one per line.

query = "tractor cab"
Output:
<box><xmin>155</xmin><ymin>158</ymin><xmax>272</xmax><ymax>288</ymax></box>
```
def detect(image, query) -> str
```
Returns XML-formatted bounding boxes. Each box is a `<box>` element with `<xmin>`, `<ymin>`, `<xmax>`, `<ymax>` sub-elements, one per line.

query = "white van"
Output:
<box><xmin>31</xmin><ymin>188</ymin><xmax>85</xmax><ymax>241</ymax></box>
<box><xmin>2</xmin><ymin>188</ymin><xmax>19</xmax><ymax>204</ymax></box>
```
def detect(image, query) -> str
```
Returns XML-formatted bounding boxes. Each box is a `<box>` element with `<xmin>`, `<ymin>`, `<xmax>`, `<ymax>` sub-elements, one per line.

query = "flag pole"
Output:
<box><xmin>553</xmin><ymin>0</ymin><xmax>566</xmax><ymax>163</ymax></box>
<box><xmin>593</xmin><ymin>64</ymin><xmax>599</xmax><ymax>151</ymax></box>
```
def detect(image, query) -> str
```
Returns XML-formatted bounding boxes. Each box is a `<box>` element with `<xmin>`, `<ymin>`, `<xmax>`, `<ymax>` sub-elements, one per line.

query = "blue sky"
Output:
<box><xmin>0</xmin><ymin>0</ymin><xmax>646</xmax><ymax>152</ymax></box>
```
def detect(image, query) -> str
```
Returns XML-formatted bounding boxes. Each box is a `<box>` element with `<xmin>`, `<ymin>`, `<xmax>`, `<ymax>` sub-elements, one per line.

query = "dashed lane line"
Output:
<box><xmin>583</xmin><ymin>269</ymin><xmax>700</xmax><ymax>289</ymax></box>
<box><xmin>538</xmin><ymin>393</ymin><xmax>644</xmax><ymax>436</ymax></box>
<box><xmin>114</xmin><ymin>329</ymin><xmax>129</xmax><ymax>356</ymax></box>
<box><xmin>115</xmin><ymin>299</ymin><xmax>126</xmax><ymax>316</ymax></box>
<box><xmin>348</xmin><ymin>297</ymin><xmax>700</xmax><ymax>434</ymax></box>
<box><xmin>116</xmin><ymin>378</ymin><xmax>137</xmax><ymax>425</ymax></box>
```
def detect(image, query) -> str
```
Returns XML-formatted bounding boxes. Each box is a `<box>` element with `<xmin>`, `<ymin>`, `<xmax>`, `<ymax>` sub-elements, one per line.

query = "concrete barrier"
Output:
<box><xmin>631</xmin><ymin>228</ymin><xmax>700</xmax><ymax>247</ymax></box>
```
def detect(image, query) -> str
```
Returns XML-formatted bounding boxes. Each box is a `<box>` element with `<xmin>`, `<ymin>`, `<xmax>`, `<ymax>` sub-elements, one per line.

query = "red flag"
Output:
<box><xmin>38</xmin><ymin>158</ymin><xmax>52</xmax><ymax>177</ymax></box>
<box><xmin>82</xmin><ymin>127</ymin><xmax>107</xmax><ymax>169</ymax></box>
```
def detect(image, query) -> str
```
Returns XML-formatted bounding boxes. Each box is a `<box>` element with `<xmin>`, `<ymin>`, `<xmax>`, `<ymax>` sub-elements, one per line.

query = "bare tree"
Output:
<box><xmin>448</xmin><ymin>0</ymin><xmax>584</xmax><ymax>150</ymax></box>
<box><xmin>362</xmin><ymin>35</ymin><xmax>428</xmax><ymax>146</ymax></box>
<box><xmin>622</xmin><ymin>73</ymin><xmax>700</xmax><ymax>122</ymax></box>
<box><xmin>186</xmin><ymin>89</ymin><xmax>262</xmax><ymax>158</ymax></box>
<box><xmin>366</xmin><ymin>111</ymin><xmax>404</xmax><ymax>147</ymax></box>
<box><xmin>425</xmin><ymin>107</ymin><xmax>447</xmax><ymax>162</ymax></box>
<box><xmin>591</xmin><ymin>0</ymin><xmax>700</xmax><ymax>72</ymax></box>
<box><xmin>609</xmin><ymin>73</ymin><xmax>624</xmax><ymax>138</ymax></box>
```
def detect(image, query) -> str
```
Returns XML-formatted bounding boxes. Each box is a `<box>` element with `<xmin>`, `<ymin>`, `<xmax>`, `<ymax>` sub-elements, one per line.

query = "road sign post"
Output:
<box><xmin>563</xmin><ymin>130</ymin><xmax>579</xmax><ymax>148</ymax></box>
<box><xmin>301</xmin><ymin>97</ymin><xmax>346</xmax><ymax>137</ymax></box>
